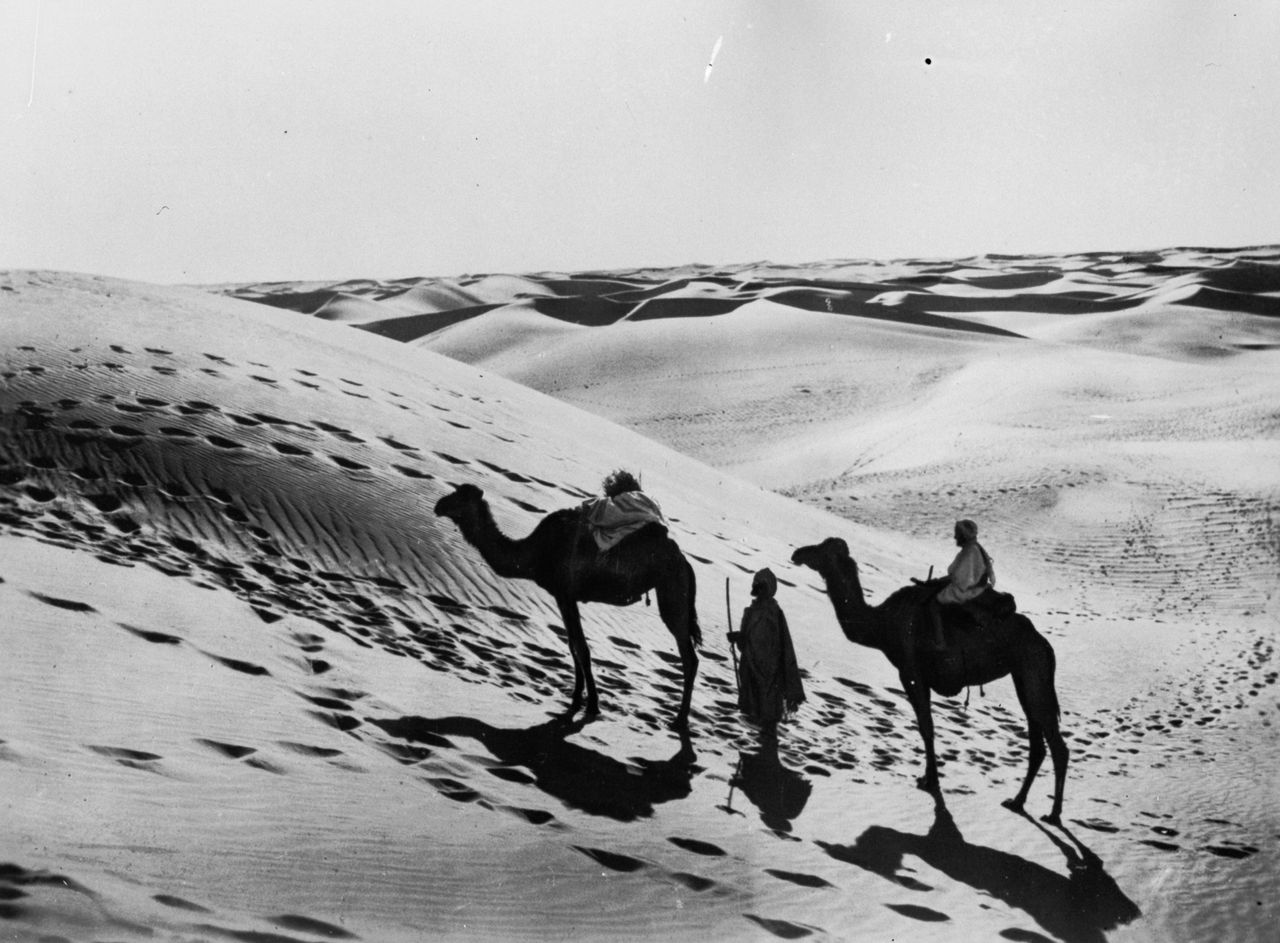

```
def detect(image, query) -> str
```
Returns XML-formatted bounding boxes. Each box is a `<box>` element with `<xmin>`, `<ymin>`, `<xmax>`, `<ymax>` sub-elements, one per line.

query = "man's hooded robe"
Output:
<box><xmin>736</xmin><ymin>568</ymin><xmax>806</xmax><ymax>724</ymax></box>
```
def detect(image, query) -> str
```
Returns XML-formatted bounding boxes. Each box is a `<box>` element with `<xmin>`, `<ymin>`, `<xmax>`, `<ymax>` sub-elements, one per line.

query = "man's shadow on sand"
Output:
<box><xmin>370</xmin><ymin>714</ymin><xmax>697</xmax><ymax>822</ymax></box>
<box><xmin>724</xmin><ymin>735</ymin><xmax>813</xmax><ymax>834</ymax></box>
<box><xmin>817</xmin><ymin>797</ymin><xmax>1140</xmax><ymax>943</ymax></box>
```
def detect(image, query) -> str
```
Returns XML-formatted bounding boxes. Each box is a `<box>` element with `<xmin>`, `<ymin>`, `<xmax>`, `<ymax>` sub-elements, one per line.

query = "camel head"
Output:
<box><xmin>433</xmin><ymin>482</ymin><xmax>485</xmax><ymax>524</ymax></box>
<box><xmin>791</xmin><ymin>537</ymin><xmax>852</xmax><ymax>573</ymax></box>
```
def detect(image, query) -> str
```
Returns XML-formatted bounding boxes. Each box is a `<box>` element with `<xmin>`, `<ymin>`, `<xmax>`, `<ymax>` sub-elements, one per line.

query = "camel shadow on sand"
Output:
<box><xmin>370</xmin><ymin>714</ymin><xmax>698</xmax><ymax>822</ymax></box>
<box><xmin>817</xmin><ymin>797</ymin><xmax>1140</xmax><ymax>943</ymax></box>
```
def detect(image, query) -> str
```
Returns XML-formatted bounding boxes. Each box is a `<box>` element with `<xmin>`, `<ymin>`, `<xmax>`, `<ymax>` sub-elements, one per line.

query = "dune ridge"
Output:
<box><xmin>214</xmin><ymin>246</ymin><xmax>1280</xmax><ymax>341</ymax></box>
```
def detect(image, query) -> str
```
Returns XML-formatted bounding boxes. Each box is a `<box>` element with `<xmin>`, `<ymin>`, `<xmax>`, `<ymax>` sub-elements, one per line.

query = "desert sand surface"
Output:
<box><xmin>2</xmin><ymin>254</ymin><xmax>1277</xmax><ymax>942</ymax></box>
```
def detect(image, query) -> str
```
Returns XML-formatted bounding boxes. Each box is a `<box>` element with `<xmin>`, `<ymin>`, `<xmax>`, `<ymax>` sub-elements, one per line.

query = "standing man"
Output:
<box><xmin>730</xmin><ymin>568</ymin><xmax>805</xmax><ymax>738</ymax></box>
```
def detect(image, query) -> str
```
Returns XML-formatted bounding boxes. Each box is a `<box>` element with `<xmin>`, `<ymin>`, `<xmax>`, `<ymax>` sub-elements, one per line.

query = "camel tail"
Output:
<box><xmin>685</xmin><ymin>556</ymin><xmax>702</xmax><ymax>649</ymax></box>
<box><xmin>1048</xmin><ymin>642</ymin><xmax>1061</xmax><ymax>721</ymax></box>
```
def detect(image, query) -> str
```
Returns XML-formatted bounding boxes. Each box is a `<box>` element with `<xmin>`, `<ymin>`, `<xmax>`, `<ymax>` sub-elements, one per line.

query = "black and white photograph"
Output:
<box><xmin>2</xmin><ymin>3</ymin><xmax>1277</xmax><ymax>941</ymax></box>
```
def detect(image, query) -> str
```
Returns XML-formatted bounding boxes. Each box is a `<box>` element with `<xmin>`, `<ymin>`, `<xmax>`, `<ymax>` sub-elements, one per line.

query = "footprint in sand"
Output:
<box><xmin>884</xmin><ymin>902</ymin><xmax>950</xmax><ymax>923</ymax></box>
<box><xmin>667</xmin><ymin>837</ymin><xmax>726</xmax><ymax>857</ymax></box>
<box><xmin>301</xmin><ymin>693</ymin><xmax>354</xmax><ymax>712</ymax></box>
<box><xmin>311</xmin><ymin>710</ymin><xmax>360</xmax><ymax>732</ymax></box>
<box><xmin>28</xmin><ymin>591</ymin><xmax>96</xmax><ymax>613</ymax></box>
<box><xmin>199</xmin><ymin>650</ymin><xmax>270</xmax><ymax>676</ymax></box>
<box><xmin>153</xmin><ymin>894</ymin><xmax>213</xmax><ymax>914</ymax></box>
<box><xmin>267</xmin><ymin>915</ymin><xmax>359</xmax><ymax>940</ymax></box>
<box><xmin>195</xmin><ymin>739</ymin><xmax>258</xmax><ymax>760</ymax></box>
<box><xmin>476</xmin><ymin>460</ymin><xmax>533</xmax><ymax>484</ymax></box>
<box><xmin>301</xmin><ymin>420</ymin><xmax>359</xmax><ymax>444</ymax></box>
<box><xmin>87</xmin><ymin>745</ymin><xmax>164</xmax><ymax>773</ymax></box>
<box><xmin>277</xmin><ymin>741</ymin><xmax>345</xmax><ymax>759</ymax></box>
<box><xmin>743</xmin><ymin>913</ymin><xmax>825</xmax><ymax>939</ymax></box>
<box><xmin>379</xmin><ymin>436</ymin><xmax>418</xmax><ymax>452</ymax></box>
<box><xmin>425</xmin><ymin>593</ymin><xmax>470</xmax><ymax>613</ymax></box>
<box><xmin>425</xmin><ymin>775</ymin><xmax>483</xmax><ymax>804</ymax></box>
<box><xmin>1203</xmin><ymin>843</ymin><xmax>1259</xmax><ymax>859</ymax></box>
<box><xmin>329</xmin><ymin>455</ymin><xmax>369</xmax><ymax>471</ymax></box>
<box><xmin>119</xmin><ymin>623</ymin><xmax>183</xmax><ymax>645</ymax></box>
<box><xmin>482</xmin><ymin>604</ymin><xmax>529</xmax><ymax>622</ymax></box>
<box><xmin>393</xmin><ymin>464</ymin><xmax>433</xmax><ymax>480</ymax></box>
<box><xmin>765</xmin><ymin>868</ymin><xmax>834</xmax><ymax>888</ymax></box>
<box><xmin>573</xmin><ymin>846</ymin><xmax>647</xmax><ymax>873</ymax></box>
<box><xmin>670</xmin><ymin>872</ymin><xmax>717</xmax><ymax>892</ymax></box>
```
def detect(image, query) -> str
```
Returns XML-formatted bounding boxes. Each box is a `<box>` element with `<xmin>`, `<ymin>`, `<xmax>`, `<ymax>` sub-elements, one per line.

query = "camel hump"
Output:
<box><xmin>976</xmin><ymin>586</ymin><xmax>1017</xmax><ymax>619</ymax></box>
<box><xmin>581</xmin><ymin>493</ymin><xmax>668</xmax><ymax>552</ymax></box>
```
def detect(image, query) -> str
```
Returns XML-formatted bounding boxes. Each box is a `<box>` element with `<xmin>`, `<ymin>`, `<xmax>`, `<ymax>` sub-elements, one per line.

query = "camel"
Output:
<box><xmin>433</xmin><ymin>483</ymin><xmax>701</xmax><ymax>728</ymax></box>
<box><xmin>791</xmin><ymin>537</ymin><xmax>1068</xmax><ymax>824</ymax></box>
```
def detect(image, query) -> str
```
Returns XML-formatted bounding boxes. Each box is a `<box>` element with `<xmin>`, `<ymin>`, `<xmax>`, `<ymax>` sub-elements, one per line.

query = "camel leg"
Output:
<box><xmin>1006</xmin><ymin>663</ymin><xmax>1068</xmax><ymax>824</ymax></box>
<box><xmin>1004</xmin><ymin>718</ymin><xmax>1046</xmax><ymax>816</ymax></box>
<box><xmin>657</xmin><ymin>580</ymin><xmax>699</xmax><ymax>730</ymax></box>
<box><xmin>1043</xmin><ymin>727</ymin><xmax>1068</xmax><ymax>826</ymax></box>
<box><xmin>556</xmin><ymin>598</ymin><xmax>598</xmax><ymax>718</ymax></box>
<box><xmin>673</xmin><ymin>631</ymin><xmax>698</xmax><ymax>730</ymax></box>
<box><xmin>902</xmin><ymin>671</ymin><xmax>940</xmax><ymax>793</ymax></box>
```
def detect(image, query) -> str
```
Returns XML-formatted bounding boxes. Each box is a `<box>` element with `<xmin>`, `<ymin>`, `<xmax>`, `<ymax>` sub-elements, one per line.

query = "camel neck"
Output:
<box><xmin>458</xmin><ymin>498</ymin><xmax>533</xmax><ymax>579</ymax></box>
<box><xmin>823</xmin><ymin>556</ymin><xmax>883</xmax><ymax>648</ymax></box>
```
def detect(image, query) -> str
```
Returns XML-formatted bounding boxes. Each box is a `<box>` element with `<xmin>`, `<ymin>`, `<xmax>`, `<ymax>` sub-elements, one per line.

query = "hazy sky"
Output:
<box><xmin>4</xmin><ymin>1</ymin><xmax>1278</xmax><ymax>284</ymax></box>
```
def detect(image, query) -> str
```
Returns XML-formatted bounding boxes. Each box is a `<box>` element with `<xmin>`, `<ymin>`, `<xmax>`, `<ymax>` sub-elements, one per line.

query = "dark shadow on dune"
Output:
<box><xmin>768</xmin><ymin>287</ymin><xmax>1028</xmax><ymax>336</ymax></box>
<box><xmin>1179</xmin><ymin>285</ymin><xmax>1280</xmax><ymax>318</ymax></box>
<box><xmin>355</xmin><ymin>303</ymin><xmax>506</xmax><ymax>342</ymax></box>
<box><xmin>728</xmin><ymin>735</ymin><xmax>812</xmax><ymax>833</ymax></box>
<box><xmin>1197</xmin><ymin>258</ymin><xmax>1280</xmax><ymax>295</ymax></box>
<box><xmin>370</xmin><ymin>715</ymin><xmax>698</xmax><ymax>822</ymax></box>
<box><xmin>530</xmin><ymin>295</ymin><xmax>635</xmax><ymax>326</ymax></box>
<box><xmin>627</xmin><ymin>297</ymin><xmax>748</xmax><ymax>320</ymax></box>
<box><xmin>817</xmin><ymin>797</ymin><xmax>1140</xmax><ymax>943</ymax></box>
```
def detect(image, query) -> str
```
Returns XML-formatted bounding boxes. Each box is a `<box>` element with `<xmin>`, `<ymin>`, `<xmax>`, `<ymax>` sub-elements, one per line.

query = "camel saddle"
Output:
<box><xmin>581</xmin><ymin>493</ymin><xmax>668</xmax><ymax>552</ymax></box>
<box><xmin>952</xmin><ymin>587</ymin><xmax>1018</xmax><ymax>628</ymax></box>
<box><xmin>572</xmin><ymin>516</ymin><xmax>668</xmax><ymax>608</ymax></box>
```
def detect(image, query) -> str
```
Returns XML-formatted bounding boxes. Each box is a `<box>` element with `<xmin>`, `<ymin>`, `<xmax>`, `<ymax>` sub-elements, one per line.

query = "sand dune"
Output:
<box><xmin>3</xmin><ymin>258</ymin><xmax>1278</xmax><ymax>942</ymax></box>
<box><xmin>214</xmin><ymin>247</ymin><xmax>1279</xmax><ymax>338</ymax></box>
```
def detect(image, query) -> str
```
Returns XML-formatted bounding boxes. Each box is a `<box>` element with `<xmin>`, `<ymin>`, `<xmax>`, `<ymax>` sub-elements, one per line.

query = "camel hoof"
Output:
<box><xmin>669</xmin><ymin>715</ymin><xmax>690</xmax><ymax>732</ymax></box>
<box><xmin>915</xmin><ymin>776</ymin><xmax>939</xmax><ymax>794</ymax></box>
<box><xmin>1041</xmin><ymin>812</ymin><xmax>1062</xmax><ymax>827</ymax></box>
<box><xmin>1001</xmin><ymin>797</ymin><xmax>1025</xmax><ymax>813</ymax></box>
